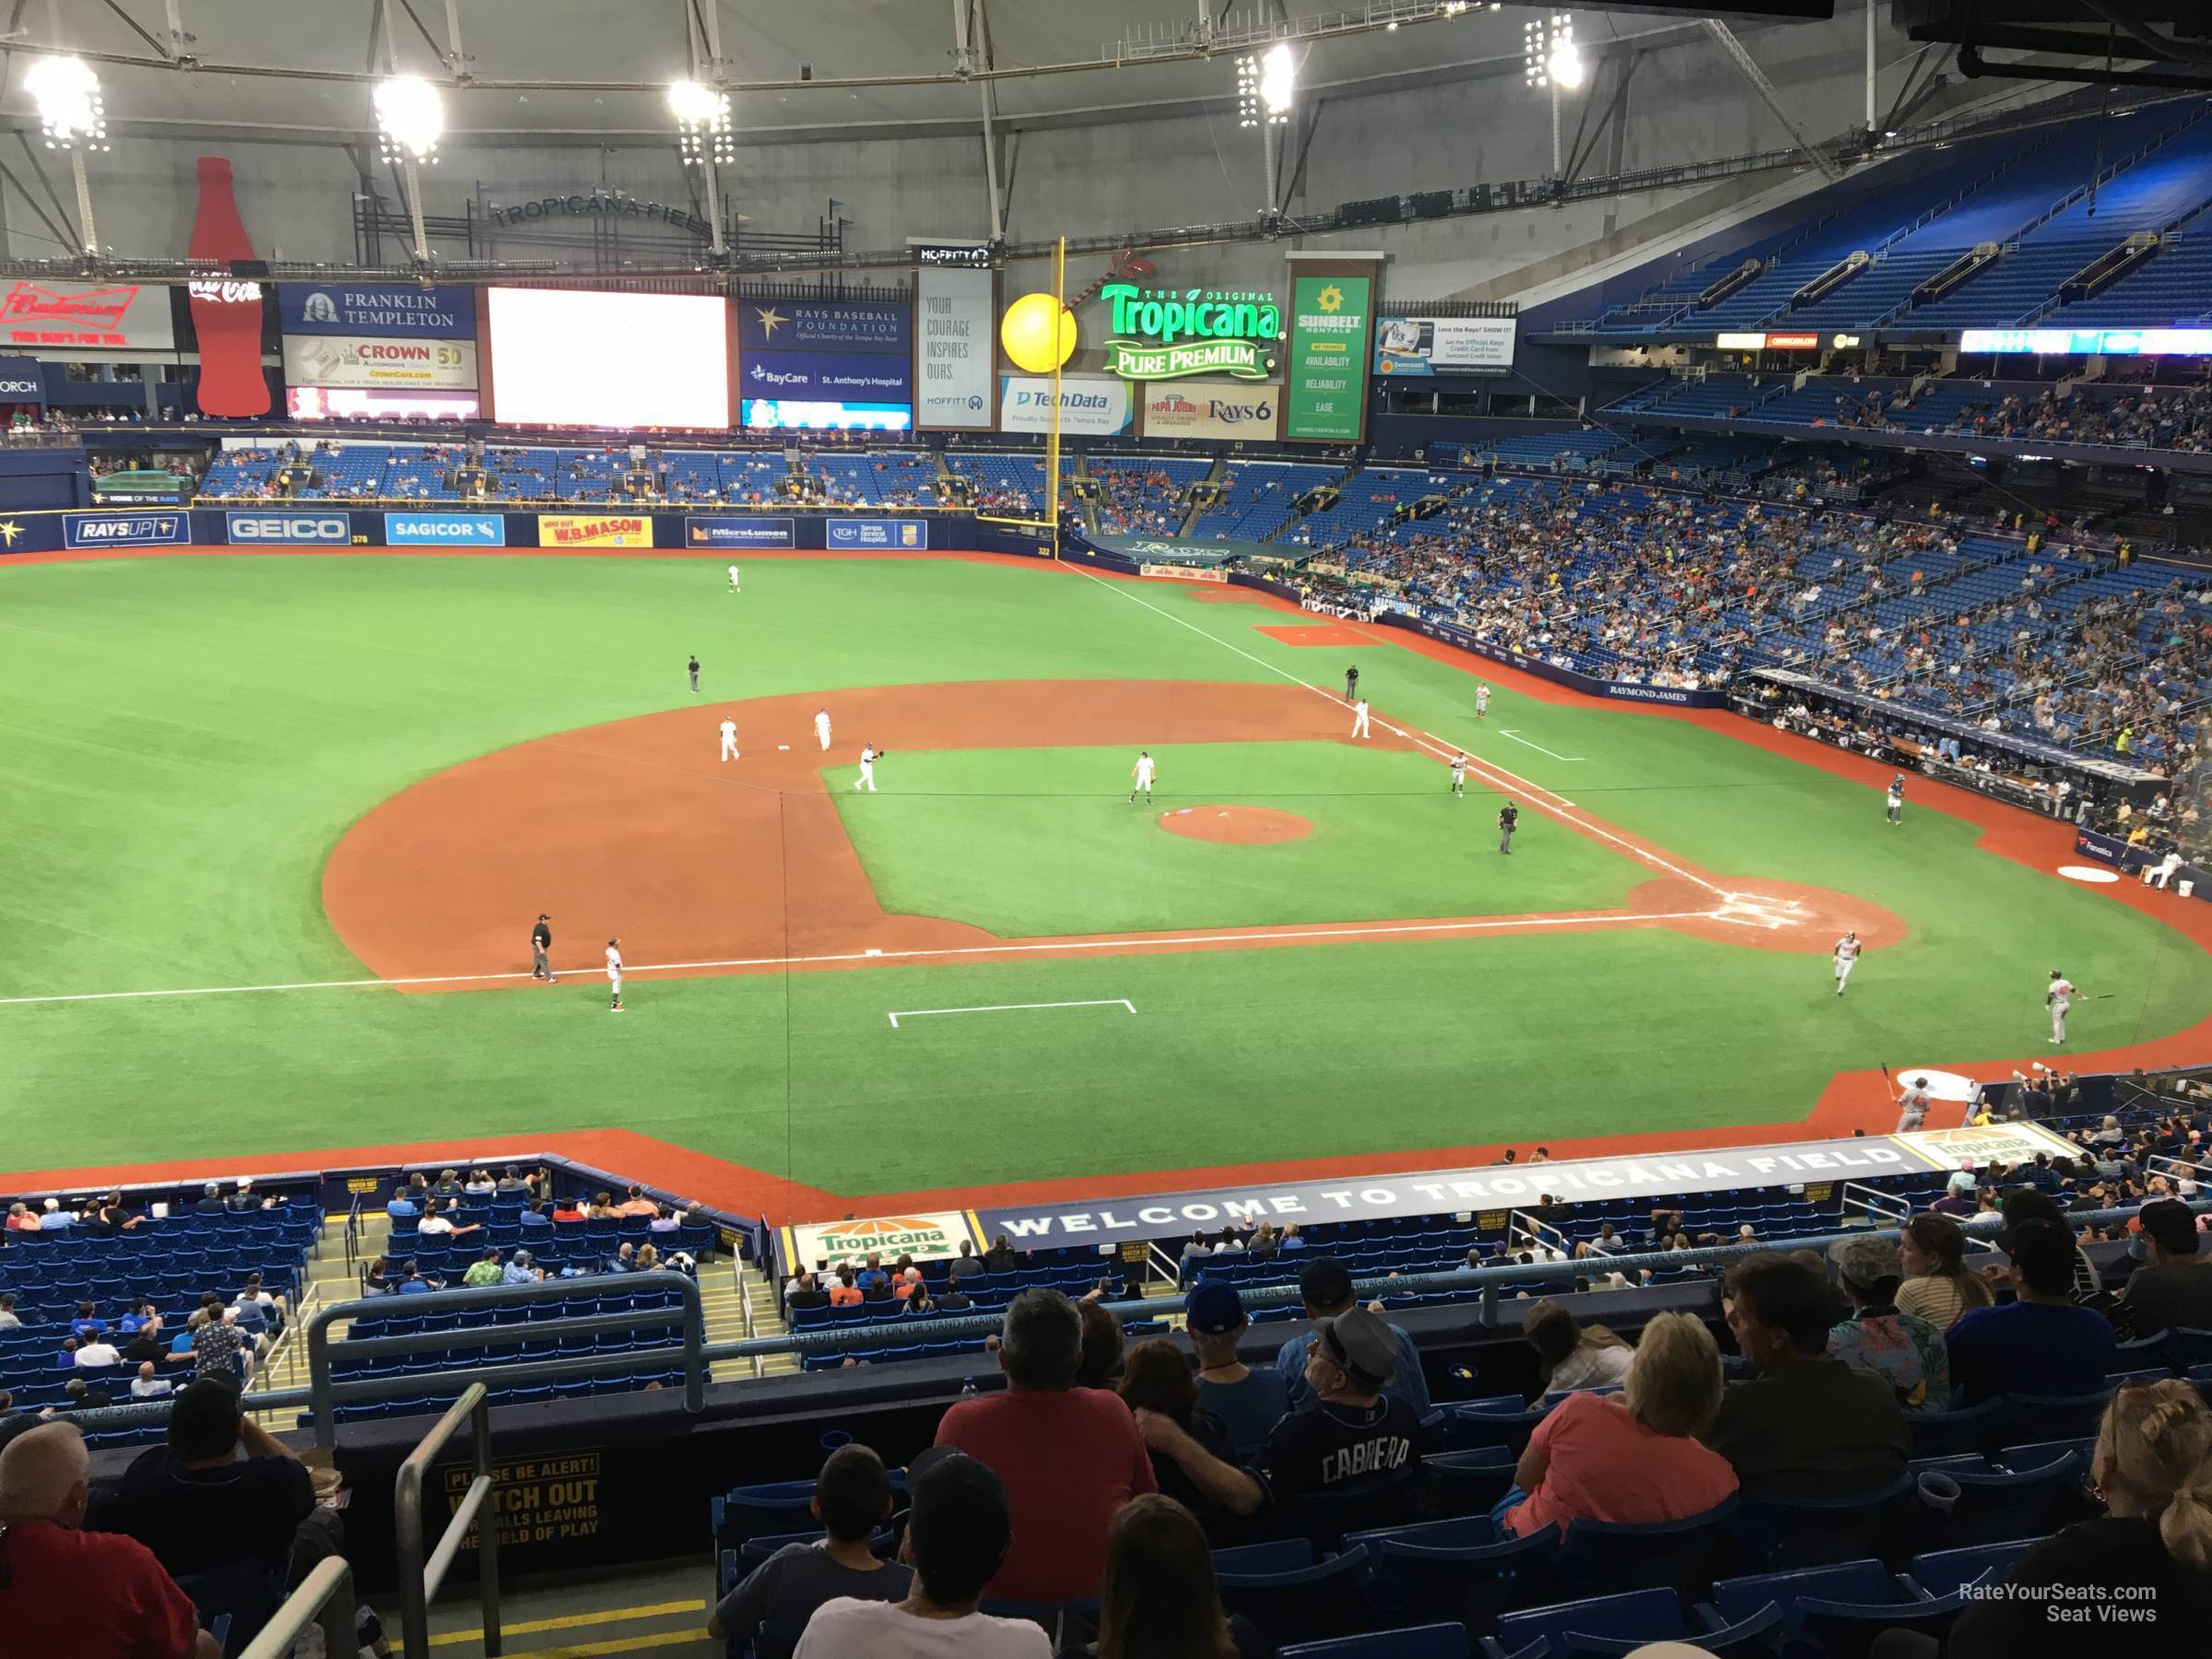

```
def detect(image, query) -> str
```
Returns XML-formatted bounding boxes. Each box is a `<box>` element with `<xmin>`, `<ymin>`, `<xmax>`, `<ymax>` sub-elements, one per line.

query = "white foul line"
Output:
<box><xmin>1073</xmin><ymin>565</ymin><xmax>1725</xmax><ymax>898</ymax></box>
<box><xmin>0</xmin><ymin>911</ymin><xmax>1724</xmax><ymax>1008</ymax></box>
<box><xmin>888</xmin><ymin>998</ymin><xmax>1135</xmax><ymax>1029</ymax></box>
<box><xmin>1496</xmin><ymin>728</ymin><xmax>1586</xmax><ymax>762</ymax></box>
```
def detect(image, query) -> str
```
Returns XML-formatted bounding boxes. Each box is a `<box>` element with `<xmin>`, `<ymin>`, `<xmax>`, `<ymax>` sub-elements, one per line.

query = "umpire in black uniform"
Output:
<box><xmin>531</xmin><ymin>913</ymin><xmax>557</xmax><ymax>982</ymax></box>
<box><xmin>1498</xmin><ymin>802</ymin><xmax>1518</xmax><ymax>854</ymax></box>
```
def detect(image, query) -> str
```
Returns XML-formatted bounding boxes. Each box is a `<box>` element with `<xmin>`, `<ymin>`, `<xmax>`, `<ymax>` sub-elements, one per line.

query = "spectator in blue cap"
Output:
<box><xmin>1184</xmin><ymin>1281</ymin><xmax>1288</xmax><ymax>1458</ymax></box>
<box><xmin>1276</xmin><ymin>1256</ymin><xmax>1431</xmax><ymax>1416</ymax></box>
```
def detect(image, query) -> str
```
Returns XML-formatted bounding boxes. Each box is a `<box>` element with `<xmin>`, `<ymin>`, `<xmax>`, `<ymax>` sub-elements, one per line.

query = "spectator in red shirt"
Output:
<box><xmin>0</xmin><ymin>1421</ymin><xmax>219</xmax><ymax>1658</ymax></box>
<box><xmin>933</xmin><ymin>1288</ymin><xmax>1156</xmax><ymax>1603</ymax></box>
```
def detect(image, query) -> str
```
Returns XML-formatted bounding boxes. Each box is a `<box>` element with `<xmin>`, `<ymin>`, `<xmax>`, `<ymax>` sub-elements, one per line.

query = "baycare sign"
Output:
<box><xmin>537</xmin><ymin>513</ymin><xmax>653</xmax><ymax>548</ymax></box>
<box><xmin>1102</xmin><ymin>283</ymin><xmax>1279</xmax><ymax>381</ymax></box>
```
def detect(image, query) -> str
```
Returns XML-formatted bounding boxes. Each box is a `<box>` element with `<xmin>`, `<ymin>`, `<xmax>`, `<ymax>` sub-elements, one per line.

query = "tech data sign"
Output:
<box><xmin>538</xmin><ymin>514</ymin><xmax>653</xmax><ymax>548</ymax></box>
<box><xmin>782</xmin><ymin>1212</ymin><xmax>975</xmax><ymax>1268</ymax></box>
<box><xmin>999</xmin><ymin>374</ymin><xmax>1131</xmax><ymax>435</ymax></box>
<box><xmin>1101</xmin><ymin>283</ymin><xmax>1279</xmax><ymax>381</ymax></box>
<box><xmin>226</xmin><ymin>513</ymin><xmax>354</xmax><ymax>545</ymax></box>
<box><xmin>1141</xmin><ymin>379</ymin><xmax>1279</xmax><ymax>441</ymax></box>
<box><xmin>63</xmin><ymin>512</ymin><xmax>186</xmax><ymax>550</ymax></box>
<box><xmin>384</xmin><ymin>512</ymin><xmax>505</xmax><ymax>547</ymax></box>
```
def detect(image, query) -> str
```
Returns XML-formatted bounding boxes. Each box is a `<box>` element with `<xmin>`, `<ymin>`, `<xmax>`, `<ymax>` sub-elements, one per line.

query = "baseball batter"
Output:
<box><xmin>1894</xmin><ymin>1075</ymin><xmax>1933</xmax><ymax>1133</ymax></box>
<box><xmin>1885</xmin><ymin>772</ymin><xmax>1905</xmax><ymax>827</ymax></box>
<box><xmin>2046</xmin><ymin>970</ymin><xmax>2076</xmax><ymax>1044</ymax></box>
<box><xmin>1832</xmin><ymin>931</ymin><xmax>1863</xmax><ymax>996</ymax></box>
<box><xmin>1351</xmin><ymin>698</ymin><xmax>1371</xmax><ymax>739</ymax></box>
<box><xmin>1450</xmin><ymin>752</ymin><xmax>1468</xmax><ymax>796</ymax></box>
<box><xmin>814</xmin><ymin>707</ymin><xmax>832</xmax><ymax>752</ymax></box>
<box><xmin>719</xmin><ymin>717</ymin><xmax>739</xmax><ymax>762</ymax></box>
<box><xmin>1129</xmin><ymin>750</ymin><xmax>1156</xmax><ymax>805</ymax></box>
<box><xmin>727</xmin><ymin>563</ymin><xmax>741</xmax><ymax>594</ymax></box>
<box><xmin>606</xmin><ymin>937</ymin><xmax>624</xmax><ymax>1013</ymax></box>
<box><xmin>1476</xmin><ymin>684</ymin><xmax>1491</xmax><ymax>720</ymax></box>
<box><xmin>855</xmin><ymin>744</ymin><xmax>879</xmax><ymax>792</ymax></box>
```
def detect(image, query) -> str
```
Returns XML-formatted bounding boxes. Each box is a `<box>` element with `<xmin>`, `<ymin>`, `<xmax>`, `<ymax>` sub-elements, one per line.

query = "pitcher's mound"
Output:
<box><xmin>1159</xmin><ymin>806</ymin><xmax>1313</xmax><ymax>845</ymax></box>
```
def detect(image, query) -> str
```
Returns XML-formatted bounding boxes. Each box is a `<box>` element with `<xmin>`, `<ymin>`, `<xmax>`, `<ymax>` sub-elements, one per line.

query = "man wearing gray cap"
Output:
<box><xmin>1825</xmin><ymin>1234</ymin><xmax>1949</xmax><ymax>1413</ymax></box>
<box><xmin>1133</xmin><ymin>1305</ymin><xmax>1418</xmax><ymax>1518</ymax></box>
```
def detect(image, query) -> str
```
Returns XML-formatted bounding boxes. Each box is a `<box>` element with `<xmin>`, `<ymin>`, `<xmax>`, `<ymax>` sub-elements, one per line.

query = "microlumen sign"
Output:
<box><xmin>1102</xmin><ymin>283</ymin><xmax>1279</xmax><ymax>381</ymax></box>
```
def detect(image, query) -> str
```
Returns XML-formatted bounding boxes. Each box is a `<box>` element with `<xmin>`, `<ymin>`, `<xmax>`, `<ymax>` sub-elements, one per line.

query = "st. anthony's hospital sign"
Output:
<box><xmin>972</xmin><ymin>1135</ymin><xmax>1947</xmax><ymax>1243</ymax></box>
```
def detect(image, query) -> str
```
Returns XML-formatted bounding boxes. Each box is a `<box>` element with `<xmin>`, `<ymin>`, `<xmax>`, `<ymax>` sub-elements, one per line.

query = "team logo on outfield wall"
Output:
<box><xmin>384</xmin><ymin>513</ymin><xmax>504</xmax><ymax>547</ymax></box>
<box><xmin>1101</xmin><ymin>283</ymin><xmax>1280</xmax><ymax>382</ymax></box>
<box><xmin>537</xmin><ymin>514</ymin><xmax>653</xmax><ymax>548</ymax></box>
<box><xmin>63</xmin><ymin>512</ymin><xmax>185</xmax><ymax>549</ymax></box>
<box><xmin>225</xmin><ymin>513</ymin><xmax>352</xmax><ymax>545</ymax></box>
<box><xmin>783</xmin><ymin>1212</ymin><xmax>974</xmax><ymax>1265</ymax></box>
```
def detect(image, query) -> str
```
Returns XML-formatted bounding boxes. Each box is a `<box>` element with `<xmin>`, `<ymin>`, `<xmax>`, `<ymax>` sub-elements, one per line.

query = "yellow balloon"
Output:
<box><xmin>1000</xmin><ymin>291</ymin><xmax>1077</xmax><ymax>374</ymax></box>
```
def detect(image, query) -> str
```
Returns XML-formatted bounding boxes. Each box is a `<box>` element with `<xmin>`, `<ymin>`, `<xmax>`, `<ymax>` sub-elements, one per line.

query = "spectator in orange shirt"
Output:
<box><xmin>830</xmin><ymin>1267</ymin><xmax>865</xmax><ymax>1308</ymax></box>
<box><xmin>617</xmin><ymin>1185</ymin><xmax>660</xmax><ymax>1218</ymax></box>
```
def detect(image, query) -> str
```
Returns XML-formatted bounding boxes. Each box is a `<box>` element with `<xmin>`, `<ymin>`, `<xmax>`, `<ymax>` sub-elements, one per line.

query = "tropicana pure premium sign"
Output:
<box><xmin>1102</xmin><ymin>283</ymin><xmax>1279</xmax><ymax>382</ymax></box>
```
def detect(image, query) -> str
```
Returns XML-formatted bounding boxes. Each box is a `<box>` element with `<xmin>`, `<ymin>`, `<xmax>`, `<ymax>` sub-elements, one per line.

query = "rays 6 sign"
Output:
<box><xmin>1102</xmin><ymin>284</ymin><xmax>1279</xmax><ymax>381</ymax></box>
<box><xmin>1141</xmin><ymin>379</ymin><xmax>1279</xmax><ymax>441</ymax></box>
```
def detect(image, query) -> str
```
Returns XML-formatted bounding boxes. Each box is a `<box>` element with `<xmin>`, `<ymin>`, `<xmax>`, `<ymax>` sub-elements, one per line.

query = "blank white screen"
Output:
<box><xmin>487</xmin><ymin>288</ymin><xmax>730</xmax><ymax>428</ymax></box>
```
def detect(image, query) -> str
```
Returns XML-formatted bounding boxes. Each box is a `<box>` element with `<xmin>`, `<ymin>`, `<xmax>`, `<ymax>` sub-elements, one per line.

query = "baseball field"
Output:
<box><xmin>5</xmin><ymin>546</ymin><xmax>2209</xmax><ymax>1221</ymax></box>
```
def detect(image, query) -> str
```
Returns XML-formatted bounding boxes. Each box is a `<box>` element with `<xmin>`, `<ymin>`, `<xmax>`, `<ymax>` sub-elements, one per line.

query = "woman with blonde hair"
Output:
<box><xmin>1896</xmin><ymin>1212</ymin><xmax>1994</xmax><ymax>1329</ymax></box>
<box><xmin>1090</xmin><ymin>1493</ymin><xmax>1268</xmax><ymax>1659</ymax></box>
<box><xmin>1944</xmin><ymin>1381</ymin><xmax>2212</xmax><ymax>1655</ymax></box>
<box><xmin>1496</xmin><ymin>1312</ymin><xmax>1738</xmax><ymax>1537</ymax></box>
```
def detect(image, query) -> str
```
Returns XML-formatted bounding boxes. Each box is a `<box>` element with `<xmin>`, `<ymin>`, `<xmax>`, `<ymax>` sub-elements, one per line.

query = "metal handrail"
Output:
<box><xmin>237</xmin><ymin>1556</ymin><xmax>354</xmax><ymax>1659</ymax></box>
<box><xmin>304</xmin><ymin>1271</ymin><xmax>704</xmax><ymax>1449</ymax></box>
<box><xmin>396</xmin><ymin>1383</ymin><xmax>502</xmax><ymax>1659</ymax></box>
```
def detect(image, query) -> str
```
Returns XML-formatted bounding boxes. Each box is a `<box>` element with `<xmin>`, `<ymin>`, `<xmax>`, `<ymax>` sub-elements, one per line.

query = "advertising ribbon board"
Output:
<box><xmin>1373</xmin><ymin>314</ymin><xmax>1517</xmax><ymax>375</ymax></box>
<box><xmin>826</xmin><ymin>518</ymin><xmax>929</xmax><ymax>550</ymax></box>
<box><xmin>537</xmin><ymin>514</ymin><xmax>654</xmax><ymax>548</ymax></box>
<box><xmin>1139</xmin><ymin>378</ymin><xmax>1280</xmax><ymax>441</ymax></box>
<box><xmin>1285</xmin><ymin>272</ymin><xmax>1372</xmax><ymax>442</ymax></box>
<box><xmin>782</xmin><ymin>1211</ymin><xmax>977</xmax><ymax>1271</ymax></box>
<box><xmin>283</xmin><ymin>335</ymin><xmax>478</xmax><ymax>391</ymax></box>
<box><xmin>384</xmin><ymin>512</ymin><xmax>505</xmax><ymax>547</ymax></box>
<box><xmin>685</xmin><ymin>515</ymin><xmax>795</xmax><ymax>548</ymax></box>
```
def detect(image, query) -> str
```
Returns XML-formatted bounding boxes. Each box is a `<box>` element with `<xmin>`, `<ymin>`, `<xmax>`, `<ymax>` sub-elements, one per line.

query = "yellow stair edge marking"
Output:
<box><xmin>429</xmin><ymin>1598</ymin><xmax>704</xmax><ymax>1646</ymax></box>
<box><xmin>481</xmin><ymin>1629</ymin><xmax>705</xmax><ymax>1659</ymax></box>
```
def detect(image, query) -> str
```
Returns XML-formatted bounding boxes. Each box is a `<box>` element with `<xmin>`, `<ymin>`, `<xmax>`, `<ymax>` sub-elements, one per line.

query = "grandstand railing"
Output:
<box><xmin>396</xmin><ymin>1383</ymin><xmax>503</xmax><ymax>1659</ymax></box>
<box><xmin>301</xmin><ymin>1271</ymin><xmax>705</xmax><ymax>1449</ymax></box>
<box><xmin>238</xmin><ymin>1556</ymin><xmax>354</xmax><ymax>1659</ymax></box>
<box><xmin>1841</xmin><ymin>1179</ymin><xmax>1917</xmax><ymax>1228</ymax></box>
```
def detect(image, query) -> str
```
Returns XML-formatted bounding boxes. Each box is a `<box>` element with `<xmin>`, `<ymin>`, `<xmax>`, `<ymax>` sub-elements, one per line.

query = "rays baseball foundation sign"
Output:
<box><xmin>782</xmin><ymin>1211</ymin><xmax>975</xmax><ymax>1269</ymax></box>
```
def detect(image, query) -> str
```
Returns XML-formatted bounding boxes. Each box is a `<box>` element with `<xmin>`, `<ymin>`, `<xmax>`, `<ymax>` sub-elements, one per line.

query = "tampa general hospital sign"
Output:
<box><xmin>1103</xmin><ymin>282</ymin><xmax>1280</xmax><ymax>381</ymax></box>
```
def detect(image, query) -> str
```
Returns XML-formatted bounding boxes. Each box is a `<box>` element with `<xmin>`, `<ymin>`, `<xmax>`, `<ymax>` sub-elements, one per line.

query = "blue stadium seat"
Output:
<box><xmin>1901</xmin><ymin>1536</ymin><xmax>2039</xmax><ymax>1599</ymax></box>
<box><xmin>1907</xmin><ymin>1397</ymin><xmax>2003</xmax><ymax>1460</ymax></box>
<box><xmin>1487</xmin><ymin>1584</ymin><xmax>1782</xmax><ymax>1659</ymax></box>
<box><xmin>1217</xmin><ymin>1543</ymin><xmax>1371</xmax><ymax>1646</ymax></box>
<box><xmin>1994</xmin><ymin>1390</ymin><xmax>2112</xmax><ymax>1448</ymax></box>
<box><xmin>1282</xmin><ymin>1626</ymin><xmax>1469</xmax><ymax>1659</ymax></box>
<box><xmin>1558</xmin><ymin>1496</ymin><xmax>1739</xmax><ymax>1598</ymax></box>
<box><xmin>1735</xmin><ymin>1473</ymin><xmax>1915</xmax><ymax>1571</ymax></box>
<box><xmin>1364</xmin><ymin>1524</ymin><xmax>1562</xmax><ymax>1635</ymax></box>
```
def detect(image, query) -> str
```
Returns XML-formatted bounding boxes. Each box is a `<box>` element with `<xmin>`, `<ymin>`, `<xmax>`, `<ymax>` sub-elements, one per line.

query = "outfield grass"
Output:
<box><xmin>3</xmin><ymin>551</ymin><xmax>2206</xmax><ymax>1199</ymax></box>
<box><xmin>828</xmin><ymin>741</ymin><xmax>1637</xmax><ymax>935</ymax></box>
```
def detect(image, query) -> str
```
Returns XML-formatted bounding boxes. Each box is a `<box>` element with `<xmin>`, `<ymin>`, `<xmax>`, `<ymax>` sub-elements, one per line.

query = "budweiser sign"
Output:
<box><xmin>0</xmin><ymin>280</ymin><xmax>171</xmax><ymax>348</ymax></box>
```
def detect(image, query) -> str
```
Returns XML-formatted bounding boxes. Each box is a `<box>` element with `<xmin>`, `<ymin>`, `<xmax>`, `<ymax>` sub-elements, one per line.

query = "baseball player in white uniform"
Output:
<box><xmin>1129</xmin><ymin>750</ymin><xmax>1156</xmax><ymax>805</ymax></box>
<box><xmin>1832</xmin><ymin>931</ymin><xmax>1863</xmax><ymax>996</ymax></box>
<box><xmin>726</xmin><ymin>563</ymin><xmax>741</xmax><ymax>594</ymax></box>
<box><xmin>605</xmin><ymin>938</ymin><xmax>624</xmax><ymax>1013</ymax></box>
<box><xmin>1476</xmin><ymin>684</ymin><xmax>1491</xmax><ymax>720</ymax></box>
<box><xmin>1894</xmin><ymin>1075</ymin><xmax>1933</xmax><ymax>1133</ymax></box>
<box><xmin>1885</xmin><ymin>773</ymin><xmax>1905</xmax><ymax>827</ymax></box>
<box><xmin>1450</xmin><ymin>752</ymin><xmax>1468</xmax><ymax>796</ymax></box>
<box><xmin>814</xmin><ymin>708</ymin><xmax>832</xmax><ymax>752</ymax></box>
<box><xmin>2146</xmin><ymin>849</ymin><xmax>2183</xmax><ymax>890</ymax></box>
<box><xmin>1350</xmin><ymin>698</ymin><xmax>1371</xmax><ymax>738</ymax></box>
<box><xmin>2046</xmin><ymin>971</ymin><xmax>2076</xmax><ymax>1043</ymax></box>
<box><xmin>855</xmin><ymin>744</ymin><xmax>878</xmax><ymax>792</ymax></box>
<box><xmin>719</xmin><ymin>718</ymin><xmax>739</xmax><ymax>762</ymax></box>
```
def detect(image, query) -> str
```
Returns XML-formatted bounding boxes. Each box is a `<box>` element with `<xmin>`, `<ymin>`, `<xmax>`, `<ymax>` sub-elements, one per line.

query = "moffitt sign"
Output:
<box><xmin>1102</xmin><ymin>283</ymin><xmax>1278</xmax><ymax>381</ymax></box>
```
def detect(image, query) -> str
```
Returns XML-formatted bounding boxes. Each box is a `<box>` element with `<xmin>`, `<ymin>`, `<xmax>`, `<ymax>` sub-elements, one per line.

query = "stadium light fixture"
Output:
<box><xmin>668</xmin><ymin>79</ymin><xmax>735</xmax><ymax>168</ymax></box>
<box><xmin>1523</xmin><ymin>14</ymin><xmax>1581</xmax><ymax>90</ymax></box>
<box><xmin>1236</xmin><ymin>41</ymin><xmax>1295</xmax><ymax>128</ymax></box>
<box><xmin>374</xmin><ymin>75</ymin><xmax>444</xmax><ymax>165</ymax></box>
<box><xmin>26</xmin><ymin>55</ymin><xmax>107</xmax><ymax>152</ymax></box>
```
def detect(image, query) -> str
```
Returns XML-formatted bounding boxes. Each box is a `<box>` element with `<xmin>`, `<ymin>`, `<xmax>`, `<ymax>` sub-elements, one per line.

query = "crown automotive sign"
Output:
<box><xmin>1102</xmin><ymin>283</ymin><xmax>1278</xmax><ymax>381</ymax></box>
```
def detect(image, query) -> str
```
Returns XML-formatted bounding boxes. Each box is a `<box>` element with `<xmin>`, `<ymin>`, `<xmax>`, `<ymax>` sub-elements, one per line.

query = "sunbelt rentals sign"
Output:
<box><xmin>1101</xmin><ymin>283</ymin><xmax>1279</xmax><ymax>381</ymax></box>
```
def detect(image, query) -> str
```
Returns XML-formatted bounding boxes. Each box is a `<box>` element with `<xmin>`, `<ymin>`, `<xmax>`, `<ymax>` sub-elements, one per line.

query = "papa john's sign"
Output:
<box><xmin>1102</xmin><ymin>283</ymin><xmax>1279</xmax><ymax>382</ymax></box>
<box><xmin>1141</xmin><ymin>379</ymin><xmax>1280</xmax><ymax>441</ymax></box>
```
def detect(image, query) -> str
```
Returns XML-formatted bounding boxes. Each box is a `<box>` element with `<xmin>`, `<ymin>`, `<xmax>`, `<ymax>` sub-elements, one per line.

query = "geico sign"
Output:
<box><xmin>230</xmin><ymin>516</ymin><xmax>348</xmax><ymax>540</ymax></box>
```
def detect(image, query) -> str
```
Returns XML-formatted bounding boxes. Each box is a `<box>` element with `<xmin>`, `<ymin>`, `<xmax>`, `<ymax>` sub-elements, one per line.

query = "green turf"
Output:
<box><xmin>3</xmin><ymin>551</ymin><xmax>2206</xmax><ymax>1198</ymax></box>
<box><xmin>827</xmin><ymin>741</ymin><xmax>1636</xmax><ymax>935</ymax></box>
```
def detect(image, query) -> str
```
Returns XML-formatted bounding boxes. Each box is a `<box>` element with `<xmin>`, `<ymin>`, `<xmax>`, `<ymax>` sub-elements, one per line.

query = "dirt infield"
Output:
<box><xmin>322</xmin><ymin>676</ymin><xmax>1899</xmax><ymax>988</ymax></box>
<box><xmin>1259</xmin><ymin>622</ymin><xmax>1372</xmax><ymax>648</ymax></box>
<box><xmin>1159</xmin><ymin>806</ymin><xmax>1314</xmax><ymax>844</ymax></box>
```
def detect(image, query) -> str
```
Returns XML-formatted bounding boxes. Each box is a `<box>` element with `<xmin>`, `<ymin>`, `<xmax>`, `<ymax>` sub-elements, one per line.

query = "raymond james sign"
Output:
<box><xmin>487</xmin><ymin>190</ymin><xmax>711</xmax><ymax>238</ymax></box>
<box><xmin>1102</xmin><ymin>283</ymin><xmax>1279</xmax><ymax>382</ymax></box>
<box><xmin>971</xmin><ymin>1135</ymin><xmax>1943</xmax><ymax>1244</ymax></box>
